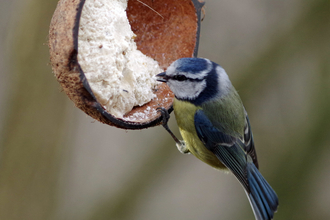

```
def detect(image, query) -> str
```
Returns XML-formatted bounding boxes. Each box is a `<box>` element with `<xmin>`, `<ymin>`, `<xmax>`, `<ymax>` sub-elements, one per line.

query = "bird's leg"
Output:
<box><xmin>157</xmin><ymin>107</ymin><xmax>190</xmax><ymax>154</ymax></box>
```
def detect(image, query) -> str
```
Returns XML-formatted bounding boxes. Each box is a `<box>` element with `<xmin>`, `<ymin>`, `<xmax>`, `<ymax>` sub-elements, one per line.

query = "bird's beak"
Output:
<box><xmin>156</xmin><ymin>72</ymin><xmax>168</xmax><ymax>82</ymax></box>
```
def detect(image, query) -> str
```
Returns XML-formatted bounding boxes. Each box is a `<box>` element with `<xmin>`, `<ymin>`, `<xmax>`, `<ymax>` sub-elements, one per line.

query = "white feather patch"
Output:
<box><xmin>167</xmin><ymin>79</ymin><xmax>206</xmax><ymax>100</ymax></box>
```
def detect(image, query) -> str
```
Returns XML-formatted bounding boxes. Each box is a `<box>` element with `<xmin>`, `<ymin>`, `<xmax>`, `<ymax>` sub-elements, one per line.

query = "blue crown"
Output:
<box><xmin>176</xmin><ymin>58</ymin><xmax>210</xmax><ymax>74</ymax></box>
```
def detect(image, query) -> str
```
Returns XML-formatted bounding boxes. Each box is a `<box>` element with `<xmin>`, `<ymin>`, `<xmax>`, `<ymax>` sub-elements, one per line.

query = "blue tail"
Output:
<box><xmin>246</xmin><ymin>162</ymin><xmax>279</xmax><ymax>220</ymax></box>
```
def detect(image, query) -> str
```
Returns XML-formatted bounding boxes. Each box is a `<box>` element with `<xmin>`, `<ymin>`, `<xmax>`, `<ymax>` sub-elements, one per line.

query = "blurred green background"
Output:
<box><xmin>0</xmin><ymin>0</ymin><xmax>330</xmax><ymax>219</ymax></box>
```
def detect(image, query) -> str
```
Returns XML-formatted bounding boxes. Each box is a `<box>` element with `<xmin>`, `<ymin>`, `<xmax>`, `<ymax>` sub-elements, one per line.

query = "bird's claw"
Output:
<box><xmin>176</xmin><ymin>140</ymin><xmax>190</xmax><ymax>154</ymax></box>
<box><xmin>157</xmin><ymin>107</ymin><xmax>170</xmax><ymax>127</ymax></box>
<box><xmin>157</xmin><ymin>107</ymin><xmax>190</xmax><ymax>154</ymax></box>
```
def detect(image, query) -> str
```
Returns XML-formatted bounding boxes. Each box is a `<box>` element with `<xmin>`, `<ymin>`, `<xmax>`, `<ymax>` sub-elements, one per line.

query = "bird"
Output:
<box><xmin>156</xmin><ymin>57</ymin><xmax>278</xmax><ymax>220</ymax></box>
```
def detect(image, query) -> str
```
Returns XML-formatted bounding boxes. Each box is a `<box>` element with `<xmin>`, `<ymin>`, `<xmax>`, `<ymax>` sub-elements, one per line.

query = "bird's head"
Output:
<box><xmin>157</xmin><ymin>58</ymin><xmax>232</xmax><ymax>105</ymax></box>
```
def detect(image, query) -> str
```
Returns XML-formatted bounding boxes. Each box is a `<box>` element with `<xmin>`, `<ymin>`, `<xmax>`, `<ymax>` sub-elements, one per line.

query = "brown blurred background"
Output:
<box><xmin>0</xmin><ymin>0</ymin><xmax>330</xmax><ymax>220</ymax></box>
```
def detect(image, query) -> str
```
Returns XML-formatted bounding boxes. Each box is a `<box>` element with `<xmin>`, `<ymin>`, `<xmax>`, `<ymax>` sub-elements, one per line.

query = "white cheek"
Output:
<box><xmin>168</xmin><ymin>80</ymin><xmax>206</xmax><ymax>100</ymax></box>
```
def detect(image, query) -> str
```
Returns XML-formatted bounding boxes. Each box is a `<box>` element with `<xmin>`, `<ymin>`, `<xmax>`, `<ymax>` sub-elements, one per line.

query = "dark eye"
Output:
<box><xmin>173</xmin><ymin>75</ymin><xmax>187</xmax><ymax>81</ymax></box>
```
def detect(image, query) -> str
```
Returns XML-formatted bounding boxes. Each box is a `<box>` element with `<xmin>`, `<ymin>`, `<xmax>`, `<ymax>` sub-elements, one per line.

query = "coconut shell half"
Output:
<box><xmin>49</xmin><ymin>0</ymin><xmax>205</xmax><ymax>129</ymax></box>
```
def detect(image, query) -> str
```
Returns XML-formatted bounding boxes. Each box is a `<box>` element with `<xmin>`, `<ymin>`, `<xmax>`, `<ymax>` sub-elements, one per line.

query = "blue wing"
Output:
<box><xmin>194</xmin><ymin>110</ymin><xmax>278</xmax><ymax>220</ymax></box>
<box><xmin>194</xmin><ymin>110</ymin><xmax>250</xmax><ymax>190</ymax></box>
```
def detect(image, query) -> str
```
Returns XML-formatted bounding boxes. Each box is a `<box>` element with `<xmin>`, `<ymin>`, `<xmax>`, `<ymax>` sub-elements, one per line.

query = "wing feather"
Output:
<box><xmin>194</xmin><ymin>109</ymin><xmax>278</xmax><ymax>219</ymax></box>
<box><xmin>244</xmin><ymin>111</ymin><xmax>258</xmax><ymax>168</ymax></box>
<box><xmin>194</xmin><ymin>110</ymin><xmax>250</xmax><ymax>191</ymax></box>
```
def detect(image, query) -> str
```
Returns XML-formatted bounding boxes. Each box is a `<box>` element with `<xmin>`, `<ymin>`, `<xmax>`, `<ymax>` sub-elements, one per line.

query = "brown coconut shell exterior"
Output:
<box><xmin>49</xmin><ymin>0</ymin><xmax>205</xmax><ymax>129</ymax></box>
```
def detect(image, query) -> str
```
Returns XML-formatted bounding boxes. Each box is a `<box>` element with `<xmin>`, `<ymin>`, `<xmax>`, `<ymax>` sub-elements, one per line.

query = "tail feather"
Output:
<box><xmin>246</xmin><ymin>163</ymin><xmax>279</xmax><ymax>220</ymax></box>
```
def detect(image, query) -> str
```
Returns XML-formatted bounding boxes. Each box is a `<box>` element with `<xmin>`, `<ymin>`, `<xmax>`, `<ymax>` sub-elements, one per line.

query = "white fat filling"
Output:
<box><xmin>78</xmin><ymin>0</ymin><xmax>162</xmax><ymax>119</ymax></box>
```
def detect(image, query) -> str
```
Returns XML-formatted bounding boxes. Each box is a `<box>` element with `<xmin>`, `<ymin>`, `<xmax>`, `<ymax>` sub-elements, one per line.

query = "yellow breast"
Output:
<box><xmin>173</xmin><ymin>99</ymin><xmax>225</xmax><ymax>169</ymax></box>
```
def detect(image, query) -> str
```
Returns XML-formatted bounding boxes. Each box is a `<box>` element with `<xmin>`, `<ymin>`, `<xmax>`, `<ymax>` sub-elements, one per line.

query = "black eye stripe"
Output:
<box><xmin>172</xmin><ymin>75</ymin><xmax>206</xmax><ymax>82</ymax></box>
<box><xmin>172</xmin><ymin>75</ymin><xmax>187</xmax><ymax>81</ymax></box>
<box><xmin>188</xmin><ymin>78</ymin><xmax>205</xmax><ymax>82</ymax></box>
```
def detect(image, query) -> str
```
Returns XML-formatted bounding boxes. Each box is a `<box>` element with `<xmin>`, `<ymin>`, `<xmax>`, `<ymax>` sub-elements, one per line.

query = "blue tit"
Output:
<box><xmin>156</xmin><ymin>58</ymin><xmax>278</xmax><ymax>220</ymax></box>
